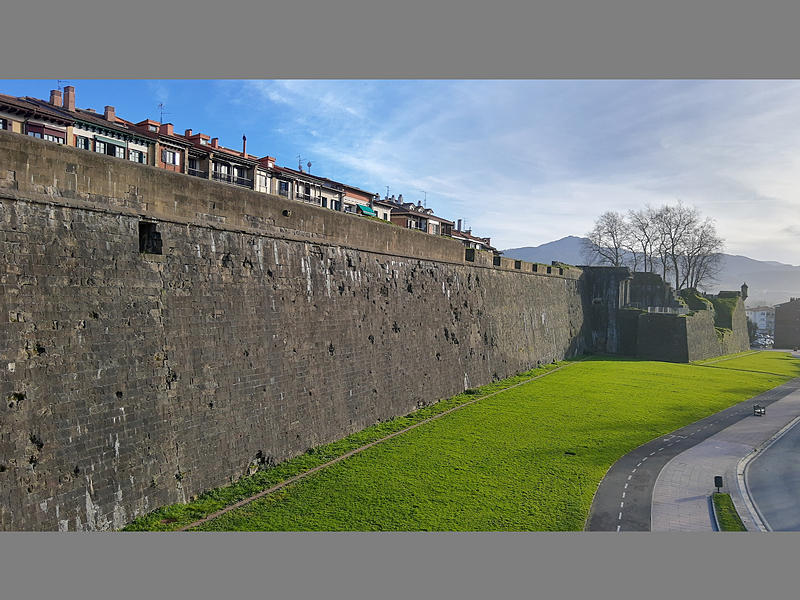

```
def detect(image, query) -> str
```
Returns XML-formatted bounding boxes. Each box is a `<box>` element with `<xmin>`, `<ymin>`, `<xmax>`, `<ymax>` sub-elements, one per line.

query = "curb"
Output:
<box><xmin>709</xmin><ymin>494</ymin><xmax>720</xmax><ymax>532</ymax></box>
<box><xmin>736</xmin><ymin>414</ymin><xmax>800</xmax><ymax>532</ymax></box>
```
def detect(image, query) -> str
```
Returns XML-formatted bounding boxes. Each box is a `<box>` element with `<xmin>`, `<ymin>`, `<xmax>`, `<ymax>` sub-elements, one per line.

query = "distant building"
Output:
<box><xmin>745</xmin><ymin>306</ymin><xmax>775</xmax><ymax>334</ymax></box>
<box><xmin>774</xmin><ymin>298</ymin><xmax>800</xmax><ymax>349</ymax></box>
<box><xmin>0</xmin><ymin>92</ymin><xmax>73</xmax><ymax>143</ymax></box>
<box><xmin>451</xmin><ymin>219</ymin><xmax>497</xmax><ymax>253</ymax></box>
<box><xmin>382</xmin><ymin>194</ymin><xmax>453</xmax><ymax>236</ymax></box>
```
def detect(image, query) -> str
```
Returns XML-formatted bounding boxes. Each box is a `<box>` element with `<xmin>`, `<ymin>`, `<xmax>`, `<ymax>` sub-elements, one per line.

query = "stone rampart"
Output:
<box><xmin>0</xmin><ymin>132</ymin><xmax>587</xmax><ymax>530</ymax></box>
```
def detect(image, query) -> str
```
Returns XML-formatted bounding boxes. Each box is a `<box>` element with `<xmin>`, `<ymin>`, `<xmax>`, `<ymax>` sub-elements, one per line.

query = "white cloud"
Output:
<box><xmin>218</xmin><ymin>80</ymin><xmax>800</xmax><ymax>263</ymax></box>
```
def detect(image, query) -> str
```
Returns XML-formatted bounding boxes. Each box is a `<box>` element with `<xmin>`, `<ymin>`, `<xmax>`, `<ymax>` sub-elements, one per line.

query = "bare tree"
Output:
<box><xmin>680</xmin><ymin>217</ymin><xmax>724</xmax><ymax>289</ymax></box>
<box><xmin>627</xmin><ymin>206</ymin><xmax>658</xmax><ymax>273</ymax></box>
<box><xmin>583</xmin><ymin>211</ymin><xmax>630</xmax><ymax>267</ymax></box>
<box><xmin>584</xmin><ymin>202</ymin><xmax>724</xmax><ymax>291</ymax></box>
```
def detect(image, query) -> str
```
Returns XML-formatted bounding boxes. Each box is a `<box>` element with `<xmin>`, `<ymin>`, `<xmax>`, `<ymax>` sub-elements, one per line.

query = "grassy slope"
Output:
<box><xmin>161</xmin><ymin>351</ymin><xmax>799</xmax><ymax>532</ymax></box>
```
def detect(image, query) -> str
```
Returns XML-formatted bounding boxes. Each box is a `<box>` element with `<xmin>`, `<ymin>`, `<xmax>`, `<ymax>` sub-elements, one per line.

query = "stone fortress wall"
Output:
<box><xmin>0</xmin><ymin>132</ymin><xmax>748</xmax><ymax>529</ymax></box>
<box><xmin>0</xmin><ymin>132</ymin><xmax>588</xmax><ymax>530</ymax></box>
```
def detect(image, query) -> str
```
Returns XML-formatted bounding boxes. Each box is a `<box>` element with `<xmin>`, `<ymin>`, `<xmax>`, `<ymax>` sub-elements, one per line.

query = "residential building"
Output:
<box><xmin>25</xmin><ymin>87</ymin><xmax>154</xmax><ymax>164</ymax></box>
<box><xmin>267</xmin><ymin>164</ymin><xmax>347</xmax><ymax>210</ymax></box>
<box><xmin>383</xmin><ymin>194</ymin><xmax>454</xmax><ymax>236</ymax></box>
<box><xmin>0</xmin><ymin>92</ymin><xmax>73</xmax><ymax>143</ymax></box>
<box><xmin>129</xmin><ymin>119</ymin><xmax>191</xmax><ymax>173</ymax></box>
<box><xmin>745</xmin><ymin>305</ymin><xmax>775</xmax><ymax>334</ymax></box>
<box><xmin>450</xmin><ymin>220</ymin><xmax>498</xmax><ymax>253</ymax></box>
<box><xmin>182</xmin><ymin>130</ymin><xmax>258</xmax><ymax>190</ymax></box>
<box><xmin>774</xmin><ymin>298</ymin><xmax>800</xmax><ymax>349</ymax></box>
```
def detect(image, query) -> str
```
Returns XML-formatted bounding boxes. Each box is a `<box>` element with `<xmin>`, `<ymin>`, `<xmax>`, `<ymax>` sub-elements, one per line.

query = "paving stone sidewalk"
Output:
<box><xmin>651</xmin><ymin>378</ymin><xmax>800</xmax><ymax>531</ymax></box>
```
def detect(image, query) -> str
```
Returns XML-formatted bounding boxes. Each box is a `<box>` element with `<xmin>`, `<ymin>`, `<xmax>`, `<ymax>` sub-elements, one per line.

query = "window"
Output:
<box><xmin>148</xmin><ymin>125</ymin><xmax>158</xmax><ymax>132</ymax></box>
<box><xmin>162</xmin><ymin>149</ymin><xmax>179</xmax><ymax>166</ymax></box>
<box><xmin>95</xmin><ymin>140</ymin><xmax>106</xmax><ymax>154</ymax></box>
<box><xmin>28</xmin><ymin>131</ymin><xmax>43</xmax><ymax>139</ymax></box>
<box><xmin>0</xmin><ymin>118</ymin><xmax>7</xmax><ymax>130</ymax></box>
<box><xmin>42</xmin><ymin>133</ymin><xmax>64</xmax><ymax>144</ymax></box>
<box><xmin>76</xmin><ymin>136</ymin><xmax>90</xmax><ymax>150</ymax></box>
<box><xmin>188</xmin><ymin>158</ymin><xmax>197</xmax><ymax>170</ymax></box>
<box><xmin>114</xmin><ymin>145</ymin><xmax>126</xmax><ymax>158</ymax></box>
<box><xmin>129</xmin><ymin>150</ymin><xmax>144</xmax><ymax>163</ymax></box>
<box><xmin>278</xmin><ymin>181</ymin><xmax>289</xmax><ymax>196</ymax></box>
<box><xmin>322</xmin><ymin>197</ymin><xmax>327</xmax><ymax>208</ymax></box>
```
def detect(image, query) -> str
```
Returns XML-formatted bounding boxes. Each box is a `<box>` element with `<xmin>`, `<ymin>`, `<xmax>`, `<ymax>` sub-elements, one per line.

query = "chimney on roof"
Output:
<box><xmin>398</xmin><ymin>194</ymin><xmax>403</xmax><ymax>203</ymax></box>
<box><xmin>242</xmin><ymin>135</ymin><xmax>247</xmax><ymax>157</ymax></box>
<box><xmin>85</xmin><ymin>108</ymin><xmax>95</xmax><ymax>113</ymax></box>
<box><xmin>64</xmin><ymin>86</ymin><xmax>75</xmax><ymax>111</ymax></box>
<box><xmin>160</xmin><ymin>123</ymin><xmax>174</xmax><ymax>136</ymax></box>
<box><xmin>104</xmin><ymin>106</ymin><xmax>116</xmax><ymax>122</ymax></box>
<box><xmin>49</xmin><ymin>89</ymin><xmax>62</xmax><ymax>106</ymax></box>
<box><xmin>185</xmin><ymin>129</ymin><xmax>192</xmax><ymax>137</ymax></box>
<box><xmin>211</xmin><ymin>137</ymin><xmax>218</xmax><ymax>148</ymax></box>
<box><xmin>457</xmin><ymin>219</ymin><xmax>462</xmax><ymax>231</ymax></box>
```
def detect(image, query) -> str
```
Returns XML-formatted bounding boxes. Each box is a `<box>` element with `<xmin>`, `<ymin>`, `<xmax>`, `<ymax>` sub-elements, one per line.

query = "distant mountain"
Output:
<box><xmin>502</xmin><ymin>236</ymin><xmax>800</xmax><ymax>307</ymax></box>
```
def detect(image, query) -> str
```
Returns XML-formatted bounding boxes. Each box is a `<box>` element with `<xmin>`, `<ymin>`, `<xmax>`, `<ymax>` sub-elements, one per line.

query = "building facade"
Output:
<box><xmin>774</xmin><ymin>298</ymin><xmax>800</xmax><ymax>349</ymax></box>
<box><xmin>745</xmin><ymin>306</ymin><xmax>775</xmax><ymax>334</ymax></box>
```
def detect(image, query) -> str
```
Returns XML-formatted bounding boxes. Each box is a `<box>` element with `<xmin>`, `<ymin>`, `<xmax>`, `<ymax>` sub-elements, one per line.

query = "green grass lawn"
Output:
<box><xmin>125</xmin><ymin>351</ymin><xmax>799</xmax><ymax>532</ymax></box>
<box><xmin>712</xmin><ymin>493</ymin><xmax>747</xmax><ymax>531</ymax></box>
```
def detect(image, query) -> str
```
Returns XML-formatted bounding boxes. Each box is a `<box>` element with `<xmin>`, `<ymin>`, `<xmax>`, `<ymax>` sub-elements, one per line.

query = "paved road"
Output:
<box><xmin>745</xmin><ymin>416</ymin><xmax>800</xmax><ymax>531</ymax></box>
<box><xmin>586</xmin><ymin>377</ymin><xmax>800</xmax><ymax>531</ymax></box>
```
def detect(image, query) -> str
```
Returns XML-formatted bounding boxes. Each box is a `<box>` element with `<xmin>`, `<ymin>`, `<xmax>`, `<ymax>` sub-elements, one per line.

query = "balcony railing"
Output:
<box><xmin>233</xmin><ymin>176</ymin><xmax>253</xmax><ymax>188</ymax></box>
<box><xmin>188</xmin><ymin>168</ymin><xmax>207</xmax><ymax>178</ymax></box>
<box><xmin>212</xmin><ymin>171</ymin><xmax>232</xmax><ymax>183</ymax></box>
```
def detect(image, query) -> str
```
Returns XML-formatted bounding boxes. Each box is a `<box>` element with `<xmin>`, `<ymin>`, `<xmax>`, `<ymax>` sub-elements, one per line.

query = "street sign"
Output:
<box><xmin>714</xmin><ymin>475</ymin><xmax>723</xmax><ymax>492</ymax></box>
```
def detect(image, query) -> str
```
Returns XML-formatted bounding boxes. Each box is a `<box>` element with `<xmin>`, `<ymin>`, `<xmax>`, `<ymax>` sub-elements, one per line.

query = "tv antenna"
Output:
<box><xmin>421</xmin><ymin>190</ymin><xmax>427</xmax><ymax>207</ymax></box>
<box><xmin>157</xmin><ymin>103</ymin><xmax>170</xmax><ymax>124</ymax></box>
<box><xmin>386</xmin><ymin>185</ymin><xmax>390</xmax><ymax>198</ymax></box>
<box><xmin>298</xmin><ymin>154</ymin><xmax>303</xmax><ymax>171</ymax></box>
<box><xmin>57</xmin><ymin>80</ymin><xmax>71</xmax><ymax>92</ymax></box>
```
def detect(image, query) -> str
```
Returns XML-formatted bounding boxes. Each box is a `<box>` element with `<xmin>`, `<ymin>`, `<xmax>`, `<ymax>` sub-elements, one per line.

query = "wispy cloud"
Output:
<box><xmin>212</xmin><ymin>79</ymin><xmax>800</xmax><ymax>263</ymax></box>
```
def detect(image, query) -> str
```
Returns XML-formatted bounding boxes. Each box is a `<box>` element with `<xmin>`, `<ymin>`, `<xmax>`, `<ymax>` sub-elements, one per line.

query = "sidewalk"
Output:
<box><xmin>651</xmin><ymin>377</ymin><xmax>800</xmax><ymax>531</ymax></box>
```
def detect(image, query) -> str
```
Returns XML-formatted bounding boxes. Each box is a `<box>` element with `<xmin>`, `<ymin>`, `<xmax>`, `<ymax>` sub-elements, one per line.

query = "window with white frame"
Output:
<box><xmin>76</xmin><ymin>136</ymin><xmax>90</xmax><ymax>150</ymax></box>
<box><xmin>162</xmin><ymin>149</ymin><xmax>179</xmax><ymax>165</ymax></box>
<box><xmin>129</xmin><ymin>149</ymin><xmax>144</xmax><ymax>163</ymax></box>
<box><xmin>278</xmin><ymin>181</ymin><xmax>289</xmax><ymax>196</ymax></box>
<box><xmin>95</xmin><ymin>140</ymin><xmax>106</xmax><ymax>153</ymax></box>
<box><xmin>114</xmin><ymin>145</ymin><xmax>125</xmax><ymax>158</ymax></box>
<box><xmin>43</xmin><ymin>133</ymin><xmax>64</xmax><ymax>143</ymax></box>
<box><xmin>28</xmin><ymin>131</ymin><xmax>43</xmax><ymax>138</ymax></box>
<box><xmin>0</xmin><ymin>118</ymin><xmax>7</xmax><ymax>130</ymax></box>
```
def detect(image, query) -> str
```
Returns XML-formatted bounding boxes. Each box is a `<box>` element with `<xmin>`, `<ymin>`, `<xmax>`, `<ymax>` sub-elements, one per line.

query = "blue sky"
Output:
<box><xmin>3</xmin><ymin>79</ymin><xmax>799</xmax><ymax>264</ymax></box>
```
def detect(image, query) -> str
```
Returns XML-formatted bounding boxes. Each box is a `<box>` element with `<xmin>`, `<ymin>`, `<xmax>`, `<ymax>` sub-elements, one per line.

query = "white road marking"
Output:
<box><xmin>637</xmin><ymin>462</ymin><xmax>642</xmax><ymax>467</ymax></box>
<box><xmin>616</xmin><ymin>525</ymin><xmax>621</xmax><ymax>532</ymax></box>
<box><xmin>620</xmin><ymin>502</ymin><xmax>624</xmax><ymax>508</ymax></box>
<box><xmin>618</xmin><ymin>512</ymin><xmax>623</xmax><ymax>520</ymax></box>
<box><xmin>624</xmin><ymin>483</ymin><xmax>628</xmax><ymax>489</ymax></box>
<box><xmin>632</xmin><ymin>468</ymin><xmax>637</xmax><ymax>473</ymax></box>
<box><xmin>622</xmin><ymin>492</ymin><xmax>626</xmax><ymax>499</ymax></box>
<box><xmin>658</xmin><ymin>447</ymin><xmax>664</xmax><ymax>451</ymax></box>
<box><xmin>649</xmin><ymin>451</ymin><xmax>655</xmax><ymax>456</ymax></box>
<box><xmin>628</xmin><ymin>475</ymin><xmax>632</xmax><ymax>480</ymax></box>
<box><xmin>642</xmin><ymin>457</ymin><xmax>648</xmax><ymax>461</ymax></box>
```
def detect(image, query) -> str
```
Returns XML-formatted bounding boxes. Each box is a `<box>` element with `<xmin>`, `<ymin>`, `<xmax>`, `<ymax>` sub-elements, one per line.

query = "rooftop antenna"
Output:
<box><xmin>56</xmin><ymin>80</ymin><xmax>71</xmax><ymax>93</ymax></box>
<box><xmin>386</xmin><ymin>185</ymin><xmax>390</xmax><ymax>198</ymax></box>
<box><xmin>422</xmin><ymin>190</ymin><xmax>427</xmax><ymax>207</ymax></box>
<box><xmin>307</xmin><ymin>161</ymin><xmax>312</xmax><ymax>174</ymax></box>
<box><xmin>298</xmin><ymin>154</ymin><xmax>303</xmax><ymax>172</ymax></box>
<box><xmin>157</xmin><ymin>102</ymin><xmax>170</xmax><ymax>125</ymax></box>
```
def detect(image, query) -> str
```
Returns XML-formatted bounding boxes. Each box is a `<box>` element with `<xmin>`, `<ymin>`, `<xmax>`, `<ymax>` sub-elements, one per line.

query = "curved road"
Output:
<box><xmin>746</xmin><ymin>416</ymin><xmax>800</xmax><ymax>531</ymax></box>
<box><xmin>586</xmin><ymin>377</ymin><xmax>800</xmax><ymax>531</ymax></box>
